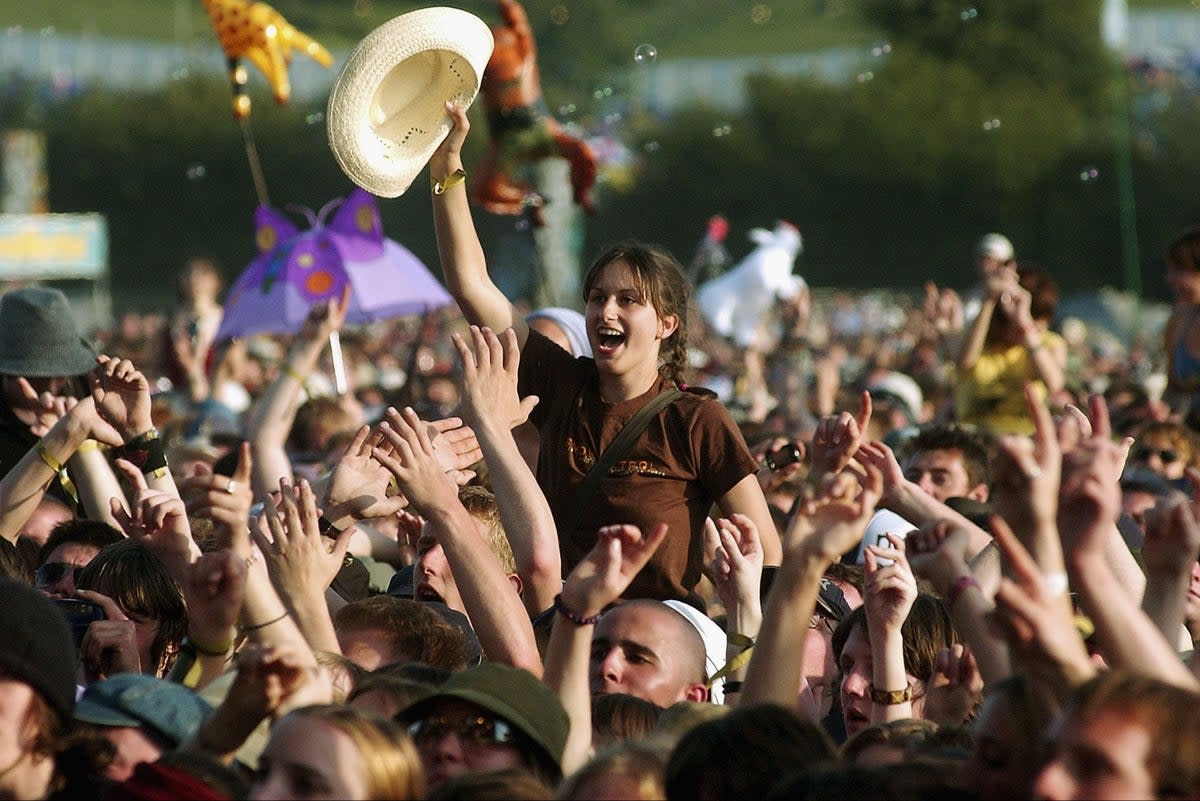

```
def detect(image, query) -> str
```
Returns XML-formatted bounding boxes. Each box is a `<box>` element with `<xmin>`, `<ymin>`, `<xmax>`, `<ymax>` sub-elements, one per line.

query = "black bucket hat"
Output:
<box><xmin>0</xmin><ymin>287</ymin><xmax>96</xmax><ymax>377</ymax></box>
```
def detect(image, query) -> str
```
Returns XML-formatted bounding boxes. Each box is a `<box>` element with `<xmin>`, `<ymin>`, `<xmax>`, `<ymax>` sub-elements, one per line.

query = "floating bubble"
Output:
<box><xmin>712</xmin><ymin>123</ymin><xmax>733</xmax><ymax>138</ymax></box>
<box><xmin>352</xmin><ymin>0</ymin><xmax>372</xmax><ymax>17</ymax></box>
<box><xmin>549</xmin><ymin>4</ymin><xmax>569</xmax><ymax>25</ymax></box>
<box><xmin>871</xmin><ymin>41</ymin><xmax>892</xmax><ymax>57</ymax></box>
<box><xmin>856</xmin><ymin>71</ymin><xmax>875</xmax><ymax>83</ymax></box>
<box><xmin>633</xmin><ymin>43</ymin><xmax>657</xmax><ymax>65</ymax></box>
<box><xmin>644</xmin><ymin>140</ymin><xmax>660</xmax><ymax>153</ymax></box>
<box><xmin>982</xmin><ymin>117</ymin><xmax>1001</xmax><ymax>131</ymax></box>
<box><xmin>515</xmin><ymin>218</ymin><xmax>530</xmax><ymax>231</ymax></box>
<box><xmin>170</xmin><ymin>68</ymin><xmax>190</xmax><ymax>81</ymax></box>
<box><xmin>960</xmin><ymin>7</ymin><xmax>978</xmax><ymax>21</ymax></box>
<box><xmin>305</xmin><ymin>112</ymin><xmax>325</xmax><ymax>126</ymax></box>
<box><xmin>558</xmin><ymin>103</ymin><xmax>577</xmax><ymax>115</ymax></box>
<box><xmin>39</xmin><ymin>26</ymin><xmax>56</xmax><ymax>36</ymax></box>
<box><xmin>6</xmin><ymin>26</ymin><xmax>23</xmax><ymax>36</ymax></box>
<box><xmin>1079</xmin><ymin>166</ymin><xmax>1100</xmax><ymax>182</ymax></box>
<box><xmin>604</xmin><ymin>112</ymin><xmax>622</xmax><ymax>125</ymax></box>
<box><xmin>750</xmin><ymin>4</ymin><xmax>772</xmax><ymax>24</ymax></box>
<box><xmin>185</xmin><ymin>163</ymin><xmax>207</xmax><ymax>181</ymax></box>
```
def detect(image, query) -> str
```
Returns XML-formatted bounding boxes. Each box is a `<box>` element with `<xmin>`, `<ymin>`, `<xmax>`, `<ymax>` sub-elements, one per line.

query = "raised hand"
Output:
<box><xmin>810</xmin><ymin>390</ymin><xmax>872</xmax><ymax>478</ymax></box>
<box><xmin>990</xmin><ymin>385</ymin><xmax>1062</xmax><ymax>535</ymax></box>
<box><xmin>252</xmin><ymin>478</ymin><xmax>353</xmax><ymax>594</ymax></box>
<box><xmin>74</xmin><ymin>588</ymin><xmax>143</xmax><ymax>681</ymax></box>
<box><xmin>559</xmin><ymin>522</ymin><xmax>669</xmax><ymax>619</ymax></box>
<box><xmin>325</xmin><ymin>425</ymin><xmax>407</xmax><ymax>521</ymax></box>
<box><xmin>988</xmin><ymin>516</ymin><xmax>1094</xmax><ymax>694</ymax></box>
<box><xmin>427</xmin><ymin>418</ymin><xmax>482</xmax><ymax>484</ymax></box>
<box><xmin>182</xmin><ymin>442</ymin><xmax>254</xmax><ymax>555</ymax></box>
<box><xmin>453</xmin><ymin>325</ymin><xmax>539</xmax><ymax>430</ymax></box>
<box><xmin>184</xmin><ymin>549</ymin><xmax>247</xmax><ymax>655</ymax></box>
<box><xmin>221</xmin><ymin>641</ymin><xmax>329</xmax><ymax>725</ymax></box>
<box><xmin>922</xmin><ymin>644</ymin><xmax>984</xmax><ymax>726</ymax></box>
<box><xmin>864</xmin><ymin>532</ymin><xmax>918</xmax><ymax>634</ymax></box>
<box><xmin>16</xmin><ymin>377</ymin><xmax>78</xmax><ymax>437</ymax></box>
<box><xmin>1141</xmin><ymin>491</ymin><xmax>1200</xmax><ymax>577</ymax></box>
<box><xmin>853</xmin><ymin>440</ymin><xmax>905</xmax><ymax>500</ymax></box>
<box><xmin>372</xmin><ymin>407</ymin><xmax>461</xmax><ymax>518</ymax></box>
<box><xmin>382</xmin><ymin>408</ymin><xmax>481</xmax><ymax>485</ymax></box>
<box><xmin>90</xmin><ymin>355</ymin><xmax>154</xmax><ymax>440</ymax></box>
<box><xmin>111</xmin><ymin>459</ymin><xmax>196</xmax><ymax>578</ymax></box>
<box><xmin>907</xmin><ymin>519</ymin><xmax>974</xmax><ymax>597</ymax></box>
<box><xmin>706</xmin><ymin>515</ymin><xmax>765</xmax><ymax>617</ymax></box>
<box><xmin>787</xmin><ymin>462</ymin><xmax>883</xmax><ymax>565</ymax></box>
<box><xmin>296</xmin><ymin>285</ymin><xmax>350</xmax><ymax>346</ymax></box>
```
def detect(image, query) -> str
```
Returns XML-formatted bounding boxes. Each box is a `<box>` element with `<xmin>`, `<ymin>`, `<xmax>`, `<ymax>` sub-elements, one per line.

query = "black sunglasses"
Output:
<box><xmin>1132</xmin><ymin>446</ymin><xmax>1179</xmax><ymax>465</ymax></box>
<box><xmin>35</xmin><ymin>562</ymin><xmax>77</xmax><ymax>588</ymax></box>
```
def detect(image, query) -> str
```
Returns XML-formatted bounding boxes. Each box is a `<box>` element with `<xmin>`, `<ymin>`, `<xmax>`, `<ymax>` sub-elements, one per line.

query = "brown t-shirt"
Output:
<box><xmin>519</xmin><ymin>330</ymin><xmax>757</xmax><ymax>603</ymax></box>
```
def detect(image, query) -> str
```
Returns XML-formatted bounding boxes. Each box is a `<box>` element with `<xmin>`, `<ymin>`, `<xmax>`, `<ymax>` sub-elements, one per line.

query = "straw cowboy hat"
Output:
<box><xmin>0</xmin><ymin>287</ymin><xmax>96</xmax><ymax>377</ymax></box>
<box><xmin>326</xmin><ymin>6</ymin><xmax>494</xmax><ymax>198</ymax></box>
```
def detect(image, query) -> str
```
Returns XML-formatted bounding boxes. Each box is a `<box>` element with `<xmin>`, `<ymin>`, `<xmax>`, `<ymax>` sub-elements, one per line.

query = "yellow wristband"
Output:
<box><xmin>76</xmin><ymin>440</ymin><xmax>103</xmax><ymax>455</ymax></box>
<box><xmin>432</xmin><ymin>168</ymin><xmax>467</xmax><ymax>195</ymax></box>
<box><xmin>36</xmin><ymin>442</ymin><xmax>64</xmax><ymax>474</ymax></box>
<box><xmin>282</xmin><ymin>363</ymin><xmax>306</xmax><ymax>383</ymax></box>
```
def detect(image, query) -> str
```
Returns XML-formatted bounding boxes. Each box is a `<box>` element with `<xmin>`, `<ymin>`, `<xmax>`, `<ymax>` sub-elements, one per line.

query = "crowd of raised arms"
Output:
<box><xmin>2</xmin><ymin>106</ymin><xmax>1200</xmax><ymax>801</ymax></box>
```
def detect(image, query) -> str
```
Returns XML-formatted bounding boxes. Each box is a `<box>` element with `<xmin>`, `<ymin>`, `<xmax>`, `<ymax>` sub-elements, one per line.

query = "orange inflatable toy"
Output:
<box><xmin>473</xmin><ymin>0</ymin><xmax>597</xmax><ymax>222</ymax></box>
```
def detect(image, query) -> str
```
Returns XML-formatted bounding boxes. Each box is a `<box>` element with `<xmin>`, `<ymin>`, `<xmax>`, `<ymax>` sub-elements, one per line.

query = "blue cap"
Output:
<box><xmin>74</xmin><ymin>673</ymin><xmax>213</xmax><ymax>748</ymax></box>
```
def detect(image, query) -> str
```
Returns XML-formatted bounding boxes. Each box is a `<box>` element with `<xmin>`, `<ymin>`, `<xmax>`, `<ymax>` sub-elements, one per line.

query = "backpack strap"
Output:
<box><xmin>560</xmin><ymin>388</ymin><xmax>683</xmax><ymax>542</ymax></box>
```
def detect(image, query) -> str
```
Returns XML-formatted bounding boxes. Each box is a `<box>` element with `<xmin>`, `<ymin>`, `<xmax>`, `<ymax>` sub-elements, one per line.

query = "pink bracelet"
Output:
<box><xmin>946</xmin><ymin>575</ymin><xmax>981</xmax><ymax>610</ymax></box>
<box><xmin>554</xmin><ymin>594</ymin><xmax>601</xmax><ymax>626</ymax></box>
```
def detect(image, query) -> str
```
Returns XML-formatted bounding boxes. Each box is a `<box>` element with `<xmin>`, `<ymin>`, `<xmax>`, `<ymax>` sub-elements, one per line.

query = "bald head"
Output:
<box><xmin>591</xmin><ymin>600</ymin><xmax>709</xmax><ymax>706</ymax></box>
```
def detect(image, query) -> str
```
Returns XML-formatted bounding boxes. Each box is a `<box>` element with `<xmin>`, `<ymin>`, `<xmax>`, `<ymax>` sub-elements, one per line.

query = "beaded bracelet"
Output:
<box><xmin>554</xmin><ymin>594</ymin><xmax>601</xmax><ymax>626</ymax></box>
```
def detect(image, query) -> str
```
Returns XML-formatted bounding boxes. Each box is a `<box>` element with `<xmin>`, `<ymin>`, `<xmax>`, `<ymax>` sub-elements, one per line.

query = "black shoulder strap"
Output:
<box><xmin>561</xmin><ymin>388</ymin><xmax>683</xmax><ymax>541</ymax></box>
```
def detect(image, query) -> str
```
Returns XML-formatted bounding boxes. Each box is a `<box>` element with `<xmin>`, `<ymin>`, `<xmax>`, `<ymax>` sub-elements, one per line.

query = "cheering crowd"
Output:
<box><xmin>2</xmin><ymin>105</ymin><xmax>1200</xmax><ymax>801</ymax></box>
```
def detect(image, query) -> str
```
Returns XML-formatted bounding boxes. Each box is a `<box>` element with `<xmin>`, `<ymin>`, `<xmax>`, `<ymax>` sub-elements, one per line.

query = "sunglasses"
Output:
<box><xmin>407</xmin><ymin>715</ymin><xmax>516</xmax><ymax>749</ymax></box>
<box><xmin>1132</xmin><ymin>447</ymin><xmax>1179</xmax><ymax>464</ymax></box>
<box><xmin>35</xmin><ymin>562</ymin><xmax>77</xmax><ymax>588</ymax></box>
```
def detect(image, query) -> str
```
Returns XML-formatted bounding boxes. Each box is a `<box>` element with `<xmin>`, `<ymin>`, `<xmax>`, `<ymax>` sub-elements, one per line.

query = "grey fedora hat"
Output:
<box><xmin>0</xmin><ymin>287</ymin><xmax>96</xmax><ymax>377</ymax></box>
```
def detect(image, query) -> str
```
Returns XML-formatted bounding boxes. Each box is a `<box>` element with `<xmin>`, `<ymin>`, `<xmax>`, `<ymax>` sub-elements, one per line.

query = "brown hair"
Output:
<box><xmin>276</xmin><ymin>705</ymin><xmax>425</xmax><ymax>800</ymax></box>
<box><xmin>591</xmin><ymin>693</ymin><xmax>663</xmax><ymax>748</ymax></box>
<box><xmin>582</xmin><ymin>242</ymin><xmax>691</xmax><ymax>387</ymax></box>
<box><xmin>557</xmin><ymin>741</ymin><xmax>669</xmax><ymax>801</ymax></box>
<box><xmin>832</xmin><ymin>592</ymin><xmax>958</xmax><ymax>688</ymax></box>
<box><xmin>1066</xmin><ymin>671</ymin><xmax>1200</xmax><ymax>799</ymax></box>
<box><xmin>840</xmin><ymin>717</ymin><xmax>939</xmax><ymax>763</ymax></box>
<box><xmin>900</xmin><ymin>423</ymin><xmax>994</xmax><ymax>489</ymax></box>
<box><xmin>333</xmin><ymin>596</ymin><xmax>474</xmax><ymax>671</ymax></box>
<box><xmin>665</xmin><ymin>703</ymin><xmax>837</xmax><ymax>800</ymax></box>
<box><xmin>1134</xmin><ymin>420</ymin><xmax>1199</xmax><ymax>469</ymax></box>
<box><xmin>75</xmin><ymin>539</ymin><xmax>187</xmax><ymax>677</ymax></box>
<box><xmin>1166</xmin><ymin>225</ymin><xmax>1200</xmax><ymax>273</ymax></box>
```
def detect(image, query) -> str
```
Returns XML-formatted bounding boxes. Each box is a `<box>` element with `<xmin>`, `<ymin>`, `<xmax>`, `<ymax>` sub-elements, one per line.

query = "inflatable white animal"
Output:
<box><xmin>696</xmin><ymin>221</ymin><xmax>805</xmax><ymax>348</ymax></box>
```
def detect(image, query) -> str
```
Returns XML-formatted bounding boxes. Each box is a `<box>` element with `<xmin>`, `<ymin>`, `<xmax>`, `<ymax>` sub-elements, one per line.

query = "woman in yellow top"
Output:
<box><xmin>955</xmin><ymin>264</ymin><xmax>1066</xmax><ymax>436</ymax></box>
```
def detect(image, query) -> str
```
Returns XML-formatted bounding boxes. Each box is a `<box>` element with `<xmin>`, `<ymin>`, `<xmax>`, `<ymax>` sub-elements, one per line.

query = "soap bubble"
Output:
<box><xmin>634</xmin><ymin>43</ymin><xmax>657</xmax><ymax>65</ymax></box>
<box><xmin>644</xmin><ymin>140</ymin><xmax>660</xmax><ymax>153</ymax></box>
<box><xmin>856</xmin><ymin>71</ymin><xmax>875</xmax><ymax>83</ymax></box>
<box><xmin>305</xmin><ymin>112</ymin><xmax>324</xmax><ymax>126</ymax></box>
<box><xmin>982</xmin><ymin>117</ymin><xmax>1001</xmax><ymax>131</ymax></box>
<box><xmin>960</xmin><ymin>8</ymin><xmax>978</xmax><ymax>21</ymax></box>
<box><xmin>750</xmin><ymin>4</ymin><xmax>772</xmax><ymax>24</ymax></box>
<box><xmin>1079</xmin><ymin>166</ymin><xmax>1100</xmax><ymax>182</ymax></box>
<box><xmin>712</xmin><ymin>123</ymin><xmax>733</xmax><ymax>138</ymax></box>
<box><xmin>871</xmin><ymin>41</ymin><xmax>892</xmax><ymax>57</ymax></box>
<box><xmin>185</xmin><ymin>163</ymin><xmax>207</xmax><ymax>181</ymax></box>
<box><xmin>550</xmin><ymin>4</ymin><xmax>569</xmax><ymax>25</ymax></box>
